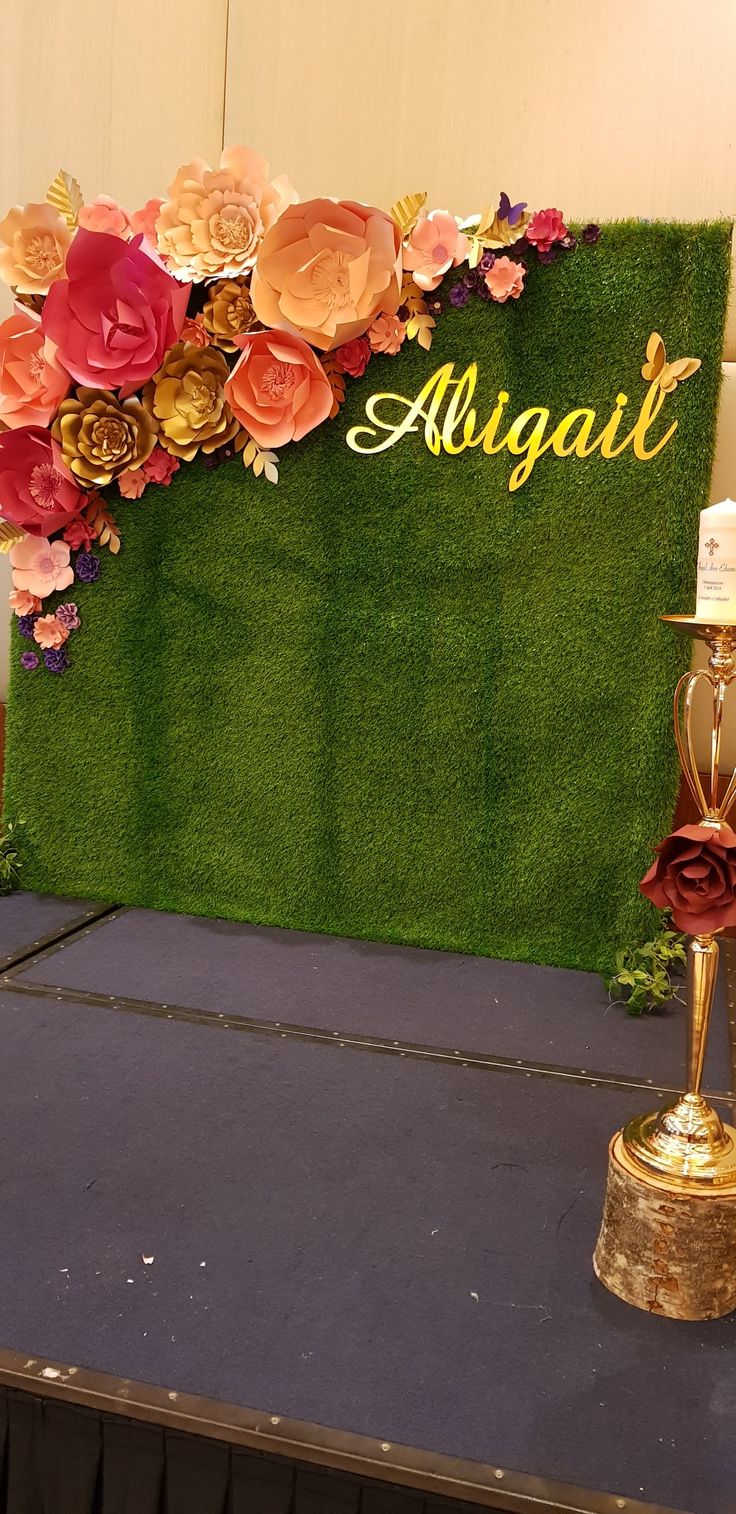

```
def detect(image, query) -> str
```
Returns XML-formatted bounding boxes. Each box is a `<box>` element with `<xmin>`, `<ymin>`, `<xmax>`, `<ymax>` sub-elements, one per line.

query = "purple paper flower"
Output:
<box><xmin>560</xmin><ymin>233</ymin><xmax>577</xmax><ymax>251</ymax></box>
<box><xmin>17</xmin><ymin>613</ymin><xmax>40</xmax><ymax>640</ymax></box>
<box><xmin>476</xmin><ymin>279</ymin><xmax>492</xmax><ymax>301</ymax></box>
<box><xmin>203</xmin><ymin>441</ymin><xmax>239</xmax><ymax>471</ymax></box>
<box><xmin>462</xmin><ymin>268</ymin><xmax>478</xmax><ymax>289</ymax></box>
<box><xmin>582</xmin><ymin>223</ymin><xmax>601</xmax><ymax>244</ymax></box>
<box><xmin>43</xmin><ymin>648</ymin><xmax>69</xmax><ymax>674</ymax></box>
<box><xmin>537</xmin><ymin>246</ymin><xmax>559</xmax><ymax>266</ymax></box>
<box><xmin>56</xmin><ymin>603</ymin><xmax>80</xmax><ymax>631</ymax></box>
<box><xmin>75</xmin><ymin>552</ymin><xmax>100</xmax><ymax>585</ymax></box>
<box><xmin>479</xmin><ymin>251</ymin><xmax>496</xmax><ymax>273</ymax></box>
<box><xmin>450</xmin><ymin>283</ymin><xmax>470</xmax><ymax>308</ymax></box>
<box><xmin>426</xmin><ymin>292</ymin><xmax>443</xmax><ymax>320</ymax></box>
<box><xmin>20</xmin><ymin>650</ymin><xmax>39</xmax><ymax>671</ymax></box>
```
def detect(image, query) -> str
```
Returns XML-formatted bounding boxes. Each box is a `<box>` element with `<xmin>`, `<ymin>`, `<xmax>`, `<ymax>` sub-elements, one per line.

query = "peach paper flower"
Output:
<box><xmin>0</xmin><ymin>307</ymin><xmax>70</xmax><ymax>428</ymax></box>
<box><xmin>251</xmin><ymin>198</ymin><xmax>403</xmax><ymax>352</ymax></box>
<box><xmin>225</xmin><ymin>329</ymin><xmax>332</xmax><ymax>448</ymax></box>
<box><xmin>181</xmin><ymin>316</ymin><xmax>211</xmax><ymax>347</ymax></box>
<box><xmin>131</xmin><ymin>198</ymin><xmax>164</xmax><ymax>248</ymax></box>
<box><xmin>156</xmin><ymin>146</ymin><xmax>297</xmax><ymax>283</ymax></box>
<box><xmin>33</xmin><ymin>614</ymin><xmax>69</xmax><ymax>650</ymax></box>
<box><xmin>78</xmin><ymin>196</ymin><xmax>132</xmax><ymax>240</ymax></box>
<box><xmin>0</xmin><ymin>202</ymin><xmax>73</xmax><ymax>295</ymax></box>
<box><xmin>9</xmin><ymin>588</ymin><xmax>41</xmax><ymax>616</ymax></box>
<box><xmin>403</xmin><ymin>211</ymin><xmax>468</xmax><ymax>292</ymax></box>
<box><xmin>368</xmin><ymin>312</ymin><xmax>406</xmax><ymax>355</ymax></box>
<box><xmin>10</xmin><ymin>535</ymin><xmax>74</xmax><ymax>600</ymax></box>
<box><xmin>483</xmin><ymin>256</ymin><xmax>525</xmax><ymax>303</ymax></box>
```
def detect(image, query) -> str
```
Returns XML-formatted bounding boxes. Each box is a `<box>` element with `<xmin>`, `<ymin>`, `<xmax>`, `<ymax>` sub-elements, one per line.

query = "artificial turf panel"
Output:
<box><xmin>3</xmin><ymin>222</ymin><xmax>731</xmax><ymax>971</ymax></box>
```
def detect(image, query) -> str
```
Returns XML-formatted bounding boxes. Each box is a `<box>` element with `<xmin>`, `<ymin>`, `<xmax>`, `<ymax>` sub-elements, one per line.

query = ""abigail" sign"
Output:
<box><xmin>346</xmin><ymin>332</ymin><xmax>701</xmax><ymax>492</ymax></box>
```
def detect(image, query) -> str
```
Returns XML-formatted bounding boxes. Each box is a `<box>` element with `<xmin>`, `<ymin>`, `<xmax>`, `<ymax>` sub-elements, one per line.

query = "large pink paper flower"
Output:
<box><xmin>10</xmin><ymin>534</ymin><xmax>74</xmax><ymax>600</ymax></box>
<box><xmin>403</xmin><ymin>211</ymin><xmax>468</xmax><ymax>292</ymax></box>
<box><xmin>0</xmin><ymin>427</ymin><xmax>85</xmax><ymax>536</ymax></box>
<box><xmin>41</xmin><ymin>229</ymin><xmax>188</xmax><ymax>396</ymax></box>
<box><xmin>78</xmin><ymin>195</ymin><xmax>133</xmax><ymax>240</ymax></box>
<box><xmin>0</xmin><ymin>202</ymin><xmax>73</xmax><ymax>295</ymax></box>
<box><xmin>251</xmin><ymin>199</ymin><xmax>403</xmax><ymax>352</ymax></box>
<box><xmin>0</xmin><ymin>307</ymin><xmax>70</xmax><ymax>428</ymax></box>
<box><xmin>483</xmin><ymin>256</ymin><xmax>525</xmax><ymax>303</ymax></box>
<box><xmin>224</xmin><ymin>329</ymin><xmax>332</xmax><ymax>448</ymax></box>
<box><xmin>156</xmin><ymin>146</ymin><xmax>297</xmax><ymax>283</ymax></box>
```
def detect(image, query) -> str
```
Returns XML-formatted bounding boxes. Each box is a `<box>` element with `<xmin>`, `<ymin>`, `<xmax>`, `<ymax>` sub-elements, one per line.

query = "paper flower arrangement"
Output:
<box><xmin>0</xmin><ymin>150</ymin><xmax>600</xmax><ymax>674</ymax></box>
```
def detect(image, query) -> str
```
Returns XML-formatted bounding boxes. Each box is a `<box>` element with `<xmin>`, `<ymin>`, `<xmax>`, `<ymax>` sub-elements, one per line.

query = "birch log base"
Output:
<box><xmin>594</xmin><ymin>1133</ymin><xmax>736</xmax><ymax>1320</ymax></box>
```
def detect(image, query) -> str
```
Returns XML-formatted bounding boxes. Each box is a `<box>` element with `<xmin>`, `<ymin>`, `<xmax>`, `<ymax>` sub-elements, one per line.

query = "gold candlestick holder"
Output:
<box><xmin>594</xmin><ymin>616</ymin><xmax>736</xmax><ymax>1319</ymax></box>
<box><xmin>620</xmin><ymin>616</ymin><xmax>736</xmax><ymax>1191</ymax></box>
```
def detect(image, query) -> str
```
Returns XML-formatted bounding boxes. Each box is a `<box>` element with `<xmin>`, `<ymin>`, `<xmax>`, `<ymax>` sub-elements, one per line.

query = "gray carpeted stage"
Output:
<box><xmin>0</xmin><ymin>892</ymin><xmax>734</xmax><ymax>1514</ymax></box>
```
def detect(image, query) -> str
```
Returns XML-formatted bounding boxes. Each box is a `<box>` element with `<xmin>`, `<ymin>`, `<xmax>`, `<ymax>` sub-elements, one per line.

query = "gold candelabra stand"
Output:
<box><xmin>620</xmin><ymin>615</ymin><xmax>736</xmax><ymax>1191</ymax></box>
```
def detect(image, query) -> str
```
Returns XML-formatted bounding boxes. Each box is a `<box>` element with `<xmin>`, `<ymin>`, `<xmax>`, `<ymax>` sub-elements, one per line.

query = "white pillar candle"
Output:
<box><xmin>696</xmin><ymin>500</ymin><xmax>736</xmax><ymax>621</ymax></box>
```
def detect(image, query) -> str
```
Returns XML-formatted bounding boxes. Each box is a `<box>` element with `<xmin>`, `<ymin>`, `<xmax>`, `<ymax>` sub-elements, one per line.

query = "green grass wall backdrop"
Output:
<box><xmin>3</xmin><ymin>223</ymin><xmax>731</xmax><ymax>971</ymax></box>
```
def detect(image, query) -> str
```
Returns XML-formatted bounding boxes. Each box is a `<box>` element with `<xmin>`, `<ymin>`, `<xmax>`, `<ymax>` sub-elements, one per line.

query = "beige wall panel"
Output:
<box><xmin>227</xmin><ymin>0</ymin><xmax>736</xmax><ymax>220</ymax></box>
<box><xmin>0</xmin><ymin>0</ymin><xmax>228</xmax><ymax>319</ymax></box>
<box><xmin>0</xmin><ymin>0</ymin><xmax>228</xmax><ymax>700</ymax></box>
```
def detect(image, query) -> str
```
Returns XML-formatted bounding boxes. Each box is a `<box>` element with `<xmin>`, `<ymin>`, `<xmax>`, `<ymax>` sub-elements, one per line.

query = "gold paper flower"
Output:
<box><xmin>202</xmin><ymin>278</ymin><xmax>258</xmax><ymax>351</ymax></box>
<box><xmin>0</xmin><ymin>202</ymin><xmax>73</xmax><ymax>295</ymax></box>
<box><xmin>52</xmin><ymin>389</ymin><xmax>157</xmax><ymax>486</ymax></box>
<box><xmin>143</xmin><ymin>342</ymin><xmax>239</xmax><ymax>460</ymax></box>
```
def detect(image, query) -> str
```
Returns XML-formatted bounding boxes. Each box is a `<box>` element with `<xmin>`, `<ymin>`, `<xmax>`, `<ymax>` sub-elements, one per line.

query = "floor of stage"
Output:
<box><xmin>0</xmin><ymin>892</ymin><xmax>735</xmax><ymax>1514</ymax></box>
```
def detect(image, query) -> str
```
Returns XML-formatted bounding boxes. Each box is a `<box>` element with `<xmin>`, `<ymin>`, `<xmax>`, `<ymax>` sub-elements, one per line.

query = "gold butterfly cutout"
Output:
<box><xmin>641</xmin><ymin>332</ymin><xmax>701</xmax><ymax>394</ymax></box>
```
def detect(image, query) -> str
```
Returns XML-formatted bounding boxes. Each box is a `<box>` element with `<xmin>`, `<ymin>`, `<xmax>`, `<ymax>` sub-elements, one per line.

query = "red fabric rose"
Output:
<box><xmin>334</xmin><ymin>336</ymin><xmax>371</xmax><ymax>378</ymax></box>
<box><xmin>525</xmin><ymin>208</ymin><xmax>568</xmax><ymax>253</ymax></box>
<box><xmin>640</xmin><ymin>822</ymin><xmax>736</xmax><ymax>934</ymax></box>
<box><xmin>0</xmin><ymin>425</ymin><xmax>85</xmax><ymax>536</ymax></box>
<box><xmin>41</xmin><ymin>229</ymin><xmax>188</xmax><ymax>396</ymax></box>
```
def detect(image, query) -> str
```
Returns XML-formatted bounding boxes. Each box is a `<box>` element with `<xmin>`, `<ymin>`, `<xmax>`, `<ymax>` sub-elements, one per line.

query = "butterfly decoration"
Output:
<box><xmin>641</xmin><ymin>332</ymin><xmax>701</xmax><ymax>394</ymax></box>
<box><xmin>497</xmin><ymin>191</ymin><xmax>527</xmax><ymax>228</ymax></box>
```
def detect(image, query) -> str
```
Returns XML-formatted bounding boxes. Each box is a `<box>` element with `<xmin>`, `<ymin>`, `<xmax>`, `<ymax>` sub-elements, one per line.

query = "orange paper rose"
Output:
<box><xmin>0</xmin><ymin>308</ymin><xmax>70</xmax><ymax>428</ymax></box>
<box><xmin>251</xmin><ymin>198</ymin><xmax>403</xmax><ymax>352</ymax></box>
<box><xmin>225</xmin><ymin>329</ymin><xmax>332</xmax><ymax>449</ymax></box>
<box><xmin>156</xmin><ymin>146</ymin><xmax>296</xmax><ymax>283</ymax></box>
<box><xmin>0</xmin><ymin>202</ymin><xmax>73</xmax><ymax>295</ymax></box>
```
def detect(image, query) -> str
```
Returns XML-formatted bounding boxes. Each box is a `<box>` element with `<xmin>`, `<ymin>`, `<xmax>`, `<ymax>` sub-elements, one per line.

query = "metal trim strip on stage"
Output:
<box><xmin>0</xmin><ymin>1347</ymin><xmax>687</xmax><ymax>1514</ymax></box>
<box><xmin>2</xmin><ymin>904</ymin><xmax>734</xmax><ymax>1103</ymax></box>
<box><xmin>1</xmin><ymin>967</ymin><xmax>726</xmax><ymax>1102</ymax></box>
<box><xmin>0</xmin><ymin>899</ymin><xmax>118</xmax><ymax>972</ymax></box>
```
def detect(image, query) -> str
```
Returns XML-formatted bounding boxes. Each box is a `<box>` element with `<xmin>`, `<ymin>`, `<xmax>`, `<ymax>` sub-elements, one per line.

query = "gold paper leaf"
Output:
<box><xmin>46</xmin><ymin>169</ymin><xmax>84</xmax><ymax>230</ymax></box>
<box><xmin>465</xmin><ymin>204</ymin><xmax>530</xmax><ymax>267</ymax></box>
<box><xmin>390</xmin><ymin>191</ymin><xmax>427</xmax><ymax>240</ymax></box>
<box><xmin>84</xmin><ymin>499</ymin><xmax>121</xmax><ymax>554</ymax></box>
<box><xmin>0</xmin><ymin>520</ymin><xmax>24</xmax><ymax>553</ymax></box>
<box><xmin>321</xmin><ymin>353</ymin><xmax>347</xmax><ymax>419</ymax></box>
<box><xmin>242</xmin><ymin>436</ymin><xmax>279</xmax><ymax>484</ymax></box>
<box><xmin>401</xmin><ymin>275</ymin><xmax>435</xmax><ymax>351</ymax></box>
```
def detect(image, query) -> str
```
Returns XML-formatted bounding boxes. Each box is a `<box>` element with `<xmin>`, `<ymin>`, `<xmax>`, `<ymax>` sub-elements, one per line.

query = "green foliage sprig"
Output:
<box><xmin>606</xmin><ymin>927</ymin><xmax>687</xmax><ymax>1016</ymax></box>
<box><xmin>0</xmin><ymin>819</ymin><xmax>24</xmax><ymax>896</ymax></box>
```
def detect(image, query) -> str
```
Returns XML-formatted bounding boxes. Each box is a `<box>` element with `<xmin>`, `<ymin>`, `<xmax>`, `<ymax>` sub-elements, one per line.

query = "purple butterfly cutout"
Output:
<box><xmin>498</xmin><ymin>192</ymin><xmax>527</xmax><ymax>227</ymax></box>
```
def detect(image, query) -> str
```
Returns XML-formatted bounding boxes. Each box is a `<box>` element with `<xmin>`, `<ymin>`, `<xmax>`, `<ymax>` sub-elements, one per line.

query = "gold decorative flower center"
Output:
<box><xmin>28</xmin><ymin>351</ymin><xmax>46</xmax><ymax>383</ymax></box>
<box><xmin>310</xmin><ymin>251</ymin><xmax>352</xmax><ymax>309</ymax></box>
<box><xmin>211</xmin><ymin>206</ymin><xmax>255</xmax><ymax>253</ymax></box>
<box><xmin>181</xmin><ymin>371</ymin><xmax>218</xmax><ymax>418</ymax></box>
<box><xmin>91</xmin><ymin>417</ymin><xmax>129</xmax><ymax>460</ymax></box>
<box><xmin>24</xmin><ymin>233</ymin><xmax>60</xmax><ymax>276</ymax></box>
<box><xmin>260</xmin><ymin>360</ymin><xmax>297</xmax><ymax>401</ymax></box>
<box><xmin>28</xmin><ymin>463</ymin><xmax>63</xmax><ymax>509</ymax></box>
<box><xmin>228</xmin><ymin>292</ymin><xmax>252</xmax><ymax>330</ymax></box>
